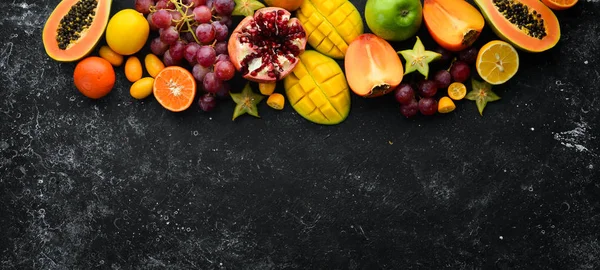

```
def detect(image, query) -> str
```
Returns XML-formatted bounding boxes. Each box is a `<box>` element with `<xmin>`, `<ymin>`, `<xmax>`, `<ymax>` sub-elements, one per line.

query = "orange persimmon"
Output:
<box><xmin>423</xmin><ymin>0</ymin><xmax>485</xmax><ymax>52</ymax></box>
<box><xmin>344</xmin><ymin>34</ymin><xmax>404</xmax><ymax>98</ymax></box>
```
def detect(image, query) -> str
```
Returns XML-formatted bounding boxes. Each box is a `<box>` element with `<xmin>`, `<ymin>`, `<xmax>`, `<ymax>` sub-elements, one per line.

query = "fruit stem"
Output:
<box><xmin>169</xmin><ymin>0</ymin><xmax>201</xmax><ymax>44</ymax></box>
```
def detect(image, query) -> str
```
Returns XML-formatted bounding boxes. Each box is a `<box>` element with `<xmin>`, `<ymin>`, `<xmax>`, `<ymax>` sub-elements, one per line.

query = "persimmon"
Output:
<box><xmin>423</xmin><ymin>0</ymin><xmax>485</xmax><ymax>52</ymax></box>
<box><xmin>344</xmin><ymin>34</ymin><xmax>404</xmax><ymax>98</ymax></box>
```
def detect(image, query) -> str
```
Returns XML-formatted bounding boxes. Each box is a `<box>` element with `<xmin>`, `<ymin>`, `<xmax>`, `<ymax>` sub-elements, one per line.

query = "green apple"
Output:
<box><xmin>365</xmin><ymin>0</ymin><xmax>423</xmax><ymax>42</ymax></box>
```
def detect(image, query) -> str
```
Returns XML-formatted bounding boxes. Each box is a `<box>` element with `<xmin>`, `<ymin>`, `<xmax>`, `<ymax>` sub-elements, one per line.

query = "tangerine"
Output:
<box><xmin>73</xmin><ymin>56</ymin><xmax>115</xmax><ymax>99</ymax></box>
<box><xmin>153</xmin><ymin>66</ymin><xmax>197</xmax><ymax>112</ymax></box>
<box><xmin>264</xmin><ymin>0</ymin><xmax>304</xmax><ymax>11</ymax></box>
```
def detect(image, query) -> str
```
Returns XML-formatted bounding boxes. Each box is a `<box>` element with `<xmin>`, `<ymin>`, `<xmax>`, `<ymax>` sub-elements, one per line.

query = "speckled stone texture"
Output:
<box><xmin>1</xmin><ymin>0</ymin><xmax>599</xmax><ymax>269</ymax></box>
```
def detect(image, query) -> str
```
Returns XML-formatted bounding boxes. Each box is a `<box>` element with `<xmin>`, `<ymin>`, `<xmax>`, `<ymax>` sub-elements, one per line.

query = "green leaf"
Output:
<box><xmin>232</xmin><ymin>0</ymin><xmax>264</xmax><ymax>17</ymax></box>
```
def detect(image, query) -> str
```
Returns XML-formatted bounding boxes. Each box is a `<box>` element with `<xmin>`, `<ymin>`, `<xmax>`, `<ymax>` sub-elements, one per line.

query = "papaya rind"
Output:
<box><xmin>42</xmin><ymin>0</ymin><xmax>112</xmax><ymax>62</ymax></box>
<box><xmin>473</xmin><ymin>0</ymin><xmax>560</xmax><ymax>53</ymax></box>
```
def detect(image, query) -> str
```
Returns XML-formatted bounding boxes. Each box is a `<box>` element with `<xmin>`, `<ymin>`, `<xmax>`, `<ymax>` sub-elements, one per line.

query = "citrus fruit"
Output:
<box><xmin>476</xmin><ymin>40</ymin><xmax>519</xmax><ymax>85</ymax></box>
<box><xmin>365</xmin><ymin>0</ymin><xmax>423</xmax><ymax>42</ymax></box>
<box><xmin>105</xmin><ymin>9</ymin><xmax>150</xmax><ymax>55</ymax></box>
<box><xmin>125</xmin><ymin>56</ymin><xmax>143</xmax><ymax>83</ymax></box>
<box><xmin>130</xmin><ymin>77</ymin><xmax>155</xmax><ymax>100</ymax></box>
<box><xmin>153</xmin><ymin>66</ymin><xmax>197</xmax><ymax>112</ymax></box>
<box><xmin>264</xmin><ymin>0</ymin><xmax>303</xmax><ymax>11</ymax></box>
<box><xmin>73</xmin><ymin>56</ymin><xmax>115</xmax><ymax>99</ymax></box>
<box><xmin>438</xmin><ymin>96</ymin><xmax>456</xmax><ymax>113</ymax></box>
<box><xmin>448</xmin><ymin>82</ymin><xmax>467</xmax><ymax>100</ymax></box>
<box><xmin>98</xmin><ymin>45</ymin><xmax>123</xmax><ymax>66</ymax></box>
<box><xmin>266</xmin><ymin>93</ymin><xmax>285</xmax><ymax>110</ymax></box>
<box><xmin>541</xmin><ymin>0</ymin><xmax>578</xmax><ymax>11</ymax></box>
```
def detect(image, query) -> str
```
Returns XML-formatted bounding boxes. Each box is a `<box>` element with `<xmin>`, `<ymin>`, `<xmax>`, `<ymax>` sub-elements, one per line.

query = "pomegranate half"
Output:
<box><xmin>228</xmin><ymin>7</ymin><xmax>307</xmax><ymax>83</ymax></box>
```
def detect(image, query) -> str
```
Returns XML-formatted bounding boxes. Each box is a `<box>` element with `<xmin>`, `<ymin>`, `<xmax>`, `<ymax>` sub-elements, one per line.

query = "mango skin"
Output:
<box><xmin>284</xmin><ymin>50</ymin><xmax>351</xmax><ymax>125</ymax></box>
<box><xmin>297</xmin><ymin>0</ymin><xmax>364</xmax><ymax>59</ymax></box>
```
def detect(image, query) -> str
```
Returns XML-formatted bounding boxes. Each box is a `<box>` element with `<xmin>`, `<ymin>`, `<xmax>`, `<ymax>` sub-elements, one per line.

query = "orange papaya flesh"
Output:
<box><xmin>423</xmin><ymin>0</ymin><xmax>485</xmax><ymax>52</ymax></box>
<box><xmin>42</xmin><ymin>0</ymin><xmax>112</xmax><ymax>62</ymax></box>
<box><xmin>473</xmin><ymin>0</ymin><xmax>560</xmax><ymax>53</ymax></box>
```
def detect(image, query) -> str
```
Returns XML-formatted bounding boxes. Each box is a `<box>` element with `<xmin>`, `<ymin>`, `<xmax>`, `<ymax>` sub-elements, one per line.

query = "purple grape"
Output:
<box><xmin>160</xmin><ymin>26</ymin><xmax>179</xmax><ymax>45</ymax></box>
<box><xmin>184</xmin><ymin>43</ymin><xmax>201</xmax><ymax>64</ymax></box>
<box><xmin>214</xmin><ymin>0</ymin><xmax>235</xmax><ymax>15</ymax></box>
<box><xmin>155</xmin><ymin>0</ymin><xmax>174</xmax><ymax>9</ymax></box>
<box><xmin>192</xmin><ymin>64</ymin><xmax>211</xmax><ymax>82</ymax></box>
<box><xmin>433</xmin><ymin>70</ymin><xmax>452</xmax><ymax>89</ymax></box>
<box><xmin>196</xmin><ymin>45</ymin><xmax>216</xmax><ymax>67</ymax></box>
<box><xmin>458</xmin><ymin>47</ymin><xmax>478</xmax><ymax>65</ymax></box>
<box><xmin>450</xmin><ymin>61</ymin><xmax>471</xmax><ymax>83</ymax></box>
<box><xmin>187</xmin><ymin>0</ymin><xmax>207</xmax><ymax>7</ymax></box>
<box><xmin>214</xmin><ymin>42</ymin><xmax>228</xmax><ymax>55</ymax></box>
<box><xmin>182</xmin><ymin>32</ymin><xmax>195</xmax><ymax>43</ymax></box>
<box><xmin>169</xmin><ymin>40</ymin><xmax>186</xmax><ymax>61</ymax></box>
<box><xmin>400</xmin><ymin>99</ymin><xmax>419</xmax><ymax>118</ymax></box>
<box><xmin>418</xmin><ymin>98</ymin><xmax>438</xmax><ymax>116</ymax></box>
<box><xmin>196</xmin><ymin>23</ymin><xmax>216</xmax><ymax>44</ymax></box>
<box><xmin>417</xmin><ymin>80</ymin><xmax>438</xmax><ymax>98</ymax></box>
<box><xmin>212</xmin><ymin>22</ymin><xmax>229</xmax><ymax>42</ymax></box>
<box><xmin>163</xmin><ymin>50</ymin><xmax>180</xmax><ymax>67</ymax></box>
<box><xmin>150</xmin><ymin>37</ymin><xmax>169</xmax><ymax>56</ymax></box>
<box><xmin>203</xmin><ymin>72</ymin><xmax>222</xmax><ymax>94</ymax></box>
<box><xmin>198</xmin><ymin>93</ymin><xmax>217</xmax><ymax>112</ymax></box>
<box><xmin>214</xmin><ymin>60</ymin><xmax>235</xmax><ymax>81</ymax></box>
<box><xmin>170</xmin><ymin>11</ymin><xmax>182</xmax><ymax>27</ymax></box>
<box><xmin>394</xmin><ymin>83</ymin><xmax>415</xmax><ymax>105</ymax></box>
<box><xmin>135</xmin><ymin>0</ymin><xmax>155</xmax><ymax>14</ymax></box>
<box><xmin>152</xmin><ymin>9</ymin><xmax>173</xmax><ymax>29</ymax></box>
<box><xmin>206</xmin><ymin>0</ymin><xmax>213</xmax><ymax>9</ymax></box>
<box><xmin>215</xmin><ymin>54</ymin><xmax>229</xmax><ymax>64</ymax></box>
<box><xmin>219</xmin><ymin>15</ymin><xmax>233</xmax><ymax>28</ymax></box>
<box><xmin>216</xmin><ymin>81</ymin><xmax>231</xmax><ymax>99</ymax></box>
<box><xmin>147</xmin><ymin>13</ymin><xmax>159</xmax><ymax>31</ymax></box>
<box><xmin>434</xmin><ymin>46</ymin><xmax>454</xmax><ymax>63</ymax></box>
<box><xmin>193</xmin><ymin>6</ymin><xmax>212</xmax><ymax>23</ymax></box>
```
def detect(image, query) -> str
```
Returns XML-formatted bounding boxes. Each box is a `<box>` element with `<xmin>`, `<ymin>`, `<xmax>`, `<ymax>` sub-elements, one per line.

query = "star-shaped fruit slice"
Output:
<box><xmin>398</xmin><ymin>36</ymin><xmax>441</xmax><ymax>79</ymax></box>
<box><xmin>232</xmin><ymin>0</ymin><xmax>265</xmax><ymax>17</ymax></box>
<box><xmin>465</xmin><ymin>78</ymin><xmax>501</xmax><ymax>116</ymax></box>
<box><xmin>230</xmin><ymin>82</ymin><xmax>265</xmax><ymax>120</ymax></box>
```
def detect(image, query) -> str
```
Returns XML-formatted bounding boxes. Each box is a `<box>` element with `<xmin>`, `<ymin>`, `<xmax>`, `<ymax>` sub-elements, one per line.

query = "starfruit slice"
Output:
<box><xmin>296</xmin><ymin>0</ymin><xmax>364</xmax><ymax>59</ymax></box>
<box><xmin>284</xmin><ymin>50</ymin><xmax>351</xmax><ymax>125</ymax></box>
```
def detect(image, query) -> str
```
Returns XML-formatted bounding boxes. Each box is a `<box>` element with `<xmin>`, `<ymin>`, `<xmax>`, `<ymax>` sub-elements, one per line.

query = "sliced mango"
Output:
<box><xmin>297</xmin><ymin>0</ymin><xmax>363</xmax><ymax>59</ymax></box>
<box><xmin>284</xmin><ymin>50</ymin><xmax>351</xmax><ymax>125</ymax></box>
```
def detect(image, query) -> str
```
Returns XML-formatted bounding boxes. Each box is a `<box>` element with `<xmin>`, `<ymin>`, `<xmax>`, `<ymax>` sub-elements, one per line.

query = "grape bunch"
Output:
<box><xmin>394</xmin><ymin>46</ymin><xmax>478</xmax><ymax>118</ymax></box>
<box><xmin>135</xmin><ymin>0</ymin><xmax>236</xmax><ymax>112</ymax></box>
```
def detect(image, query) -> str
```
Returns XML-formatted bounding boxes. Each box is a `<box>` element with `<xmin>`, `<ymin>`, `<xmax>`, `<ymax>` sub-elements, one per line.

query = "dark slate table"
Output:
<box><xmin>1</xmin><ymin>0</ymin><xmax>599</xmax><ymax>269</ymax></box>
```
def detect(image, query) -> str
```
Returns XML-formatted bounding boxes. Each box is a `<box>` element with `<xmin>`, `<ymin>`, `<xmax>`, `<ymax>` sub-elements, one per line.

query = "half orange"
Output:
<box><xmin>153</xmin><ymin>66</ymin><xmax>197</xmax><ymax>112</ymax></box>
<box><xmin>541</xmin><ymin>0</ymin><xmax>578</xmax><ymax>10</ymax></box>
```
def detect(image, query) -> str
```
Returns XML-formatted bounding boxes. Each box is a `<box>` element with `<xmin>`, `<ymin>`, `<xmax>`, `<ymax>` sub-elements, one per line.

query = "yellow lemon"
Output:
<box><xmin>106</xmin><ymin>9</ymin><xmax>149</xmax><ymax>56</ymax></box>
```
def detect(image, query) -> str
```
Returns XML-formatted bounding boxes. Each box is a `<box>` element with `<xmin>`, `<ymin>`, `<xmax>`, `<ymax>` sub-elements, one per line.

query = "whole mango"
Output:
<box><xmin>284</xmin><ymin>50</ymin><xmax>351</xmax><ymax>125</ymax></box>
<box><xmin>297</xmin><ymin>0</ymin><xmax>364</xmax><ymax>59</ymax></box>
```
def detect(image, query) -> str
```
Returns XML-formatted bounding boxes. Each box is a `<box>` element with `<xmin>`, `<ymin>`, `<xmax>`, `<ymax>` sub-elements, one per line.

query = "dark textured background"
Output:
<box><xmin>1</xmin><ymin>0</ymin><xmax>599</xmax><ymax>269</ymax></box>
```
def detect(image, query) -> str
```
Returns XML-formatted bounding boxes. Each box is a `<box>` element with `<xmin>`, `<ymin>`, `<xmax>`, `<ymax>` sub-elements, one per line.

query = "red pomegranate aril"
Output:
<box><xmin>228</xmin><ymin>7</ymin><xmax>307</xmax><ymax>83</ymax></box>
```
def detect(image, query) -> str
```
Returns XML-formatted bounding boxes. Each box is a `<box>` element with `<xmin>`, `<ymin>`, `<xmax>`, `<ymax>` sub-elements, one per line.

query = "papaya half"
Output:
<box><xmin>42</xmin><ymin>0</ymin><xmax>112</xmax><ymax>62</ymax></box>
<box><xmin>423</xmin><ymin>0</ymin><xmax>485</xmax><ymax>52</ymax></box>
<box><xmin>473</xmin><ymin>0</ymin><xmax>560</xmax><ymax>53</ymax></box>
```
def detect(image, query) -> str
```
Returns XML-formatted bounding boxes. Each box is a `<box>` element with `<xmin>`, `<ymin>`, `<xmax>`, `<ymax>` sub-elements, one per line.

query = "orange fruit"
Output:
<box><xmin>438</xmin><ymin>96</ymin><xmax>456</xmax><ymax>113</ymax></box>
<box><xmin>541</xmin><ymin>0</ymin><xmax>578</xmax><ymax>10</ymax></box>
<box><xmin>476</xmin><ymin>40</ymin><xmax>519</xmax><ymax>85</ymax></box>
<box><xmin>73</xmin><ymin>56</ymin><xmax>115</xmax><ymax>99</ymax></box>
<box><xmin>264</xmin><ymin>0</ymin><xmax>304</xmax><ymax>11</ymax></box>
<box><xmin>98</xmin><ymin>45</ymin><xmax>123</xmax><ymax>66</ymax></box>
<box><xmin>447</xmin><ymin>82</ymin><xmax>467</xmax><ymax>100</ymax></box>
<box><xmin>266</xmin><ymin>93</ymin><xmax>285</xmax><ymax>110</ymax></box>
<box><xmin>125</xmin><ymin>56</ymin><xmax>143</xmax><ymax>83</ymax></box>
<box><xmin>153</xmin><ymin>66</ymin><xmax>197</xmax><ymax>112</ymax></box>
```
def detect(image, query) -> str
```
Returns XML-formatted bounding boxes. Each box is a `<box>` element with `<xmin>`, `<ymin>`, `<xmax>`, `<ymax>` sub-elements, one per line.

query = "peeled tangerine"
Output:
<box><xmin>423</xmin><ymin>0</ymin><xmax>485</xmax><ymax>52</ymax></box>
<box><xmin>344</xmin><ymin>34</ymin><xmax>404</xmax><ymax>98</ymax></box>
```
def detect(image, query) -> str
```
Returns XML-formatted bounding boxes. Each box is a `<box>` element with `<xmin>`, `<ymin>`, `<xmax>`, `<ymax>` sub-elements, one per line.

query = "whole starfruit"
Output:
<box><xmin>296</xmin><ymin>0</ymin><xmax>364</xmax><ymax>59</ymax></box>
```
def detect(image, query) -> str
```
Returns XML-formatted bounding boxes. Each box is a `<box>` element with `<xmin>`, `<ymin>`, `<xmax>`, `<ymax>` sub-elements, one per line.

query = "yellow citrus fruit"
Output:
<box><xmin>259</xmin><ymin>82</ymin><xmax>276</xmax><ymax>95</ymax></box>
<box><xmin>98</xmin><ymin>46</ymin><xmax>123</xmax><ymax>66</ymax></box>
<box><xmin>267</xmin><ymin>93</ymin><xmax>285</xmax><ymax>110</ymax></box>
<box><xmin>438</xmin><ymin>96</ymin><xmax>456</xmax><ymax>113</ymax></box>
<box><xmin>106</xmin><ymin>9</ymin><xmax>150</xmax><ymax>56</ymax></box>
<box><xmin>130</xmin><ymin>77</ymin><xmax>155</xmax><ymax>100</ymax></box>
<box><xmin>144</xmin><ymin>53</ymin><xmax>165</xmax><ymax>78</ymax></box>
<box><xmin>476</xmin><ymin>40</ymin><xmax>519</xmax><ymax>85</ymax></box>
<box><xmin>448</xmin><ymin>82</ymin><xmax>467</xmax><ymax>100</ymax></box>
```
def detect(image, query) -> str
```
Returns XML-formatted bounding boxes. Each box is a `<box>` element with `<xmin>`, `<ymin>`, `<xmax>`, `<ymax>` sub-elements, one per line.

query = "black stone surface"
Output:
<box><xmin>1</xmin><ymin>0</ymin><xmax>599</xmax><ymax>269</ymax></box>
